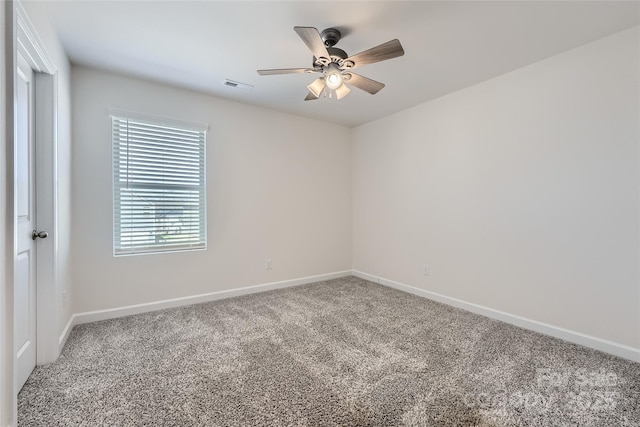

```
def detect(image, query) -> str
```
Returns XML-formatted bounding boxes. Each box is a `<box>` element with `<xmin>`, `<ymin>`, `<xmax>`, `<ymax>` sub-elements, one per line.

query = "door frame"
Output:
<box><xmin>1</xmin><ymin>0</ymin><xmax>58</xmax><ymax>424</ymax></box>
<box><xmin>16</xmin><ymin>2</ymin><xmax>60</xmax><ymax>367</ymax></box>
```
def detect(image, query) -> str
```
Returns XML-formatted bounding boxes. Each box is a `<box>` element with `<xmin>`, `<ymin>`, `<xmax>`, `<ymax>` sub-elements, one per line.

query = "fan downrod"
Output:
<box><xmin>320</xmin><ymin>28</ymin><xmax>342</xmax><ymax>47</ymax></box>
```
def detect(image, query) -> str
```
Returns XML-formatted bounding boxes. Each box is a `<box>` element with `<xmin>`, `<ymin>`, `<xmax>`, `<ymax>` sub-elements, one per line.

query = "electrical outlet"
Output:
<box><xmin>265</xmin><ymin>259</ymin><xmax>272</xmax><ymax>270</ymax></box>
<box><xmin>423</xmin><ymin>264</ymin><xmax>430</xmax><ymax>276</ymax></box>
<box><xmin>62</xmin><ymin>290</ymin><xmax>69</xmax><ymax>308</ymax></box>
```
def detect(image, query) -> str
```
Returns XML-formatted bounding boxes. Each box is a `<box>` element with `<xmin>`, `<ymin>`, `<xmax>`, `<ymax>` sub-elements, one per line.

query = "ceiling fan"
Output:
<box><xmin>257</xmin><ymin>27</ymin><xmax>405</xmax><ymax>101</ymax></box>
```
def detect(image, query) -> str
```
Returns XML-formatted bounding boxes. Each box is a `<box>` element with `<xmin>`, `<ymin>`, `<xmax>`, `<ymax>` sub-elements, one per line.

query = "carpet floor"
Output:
<box><xmin>18</xmin><ymin>276</ymin><xmax>640</xmax><ymax>426</ymax></box>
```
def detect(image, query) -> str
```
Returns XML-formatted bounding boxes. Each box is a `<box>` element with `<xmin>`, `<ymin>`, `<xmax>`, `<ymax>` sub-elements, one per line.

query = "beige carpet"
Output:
<box><xmin>18</xmin><ymin>276</ymin><xmax>640</xmax><ymax>426</ymax></box>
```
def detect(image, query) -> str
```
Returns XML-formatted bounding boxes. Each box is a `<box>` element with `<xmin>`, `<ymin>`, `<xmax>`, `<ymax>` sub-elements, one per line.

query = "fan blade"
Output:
<box><xmin>294</xmin><ymin>26</ymin><xmax>330</xmax><ymax>62</ymax></box>
<box><xmin>345</xmin><ymin>73</ymin><xmax>385</xmax><ymax>94</ymax></box>
<box><xmin>335</xmin><ymin>84</ymin><xmax>351</xmax><ymax>100</ymax></box>
<box><xmin>257</xmin><ymin>68</ymin><xmax>313</xmax><ymax>75</ymax></box>
<box><xmin>345</xmin><ymin>39</ymin><xmax>404</xmax><ymax>68</ymax></box>
<box><xmin>304</xmin><ymin>91</ymin><xmax>319</xmax><ymax>101</ymax></box>
<box><xmin>307</xmin><ymin>78</ymin><xmax>325</xmax><ymax>98</ymax></box>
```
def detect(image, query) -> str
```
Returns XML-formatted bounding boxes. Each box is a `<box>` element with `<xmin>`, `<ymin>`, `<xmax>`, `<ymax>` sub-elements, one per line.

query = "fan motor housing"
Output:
<box><xmin>312</xmin><ymin>47</ymin><xmax>348</xmax><ymax>68</ymax></box>
<box><xmin>328</xmin><ymin>47</ymin><xmax>347</xmax><ymax>59</ymax></box>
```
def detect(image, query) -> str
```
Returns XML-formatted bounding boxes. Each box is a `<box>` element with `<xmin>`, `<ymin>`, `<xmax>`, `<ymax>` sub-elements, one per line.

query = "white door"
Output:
<box><xmin>15</xmin><ymin>52</ymin><xmax>39</xmax><ymax>391</ymax></box>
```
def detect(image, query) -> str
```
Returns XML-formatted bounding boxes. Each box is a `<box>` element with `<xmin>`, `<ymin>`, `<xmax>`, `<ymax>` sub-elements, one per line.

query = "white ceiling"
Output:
<box><xmin>34</xmin><ymin>1</ymin><xmax>639</xmax><ymax>127</ymax></box>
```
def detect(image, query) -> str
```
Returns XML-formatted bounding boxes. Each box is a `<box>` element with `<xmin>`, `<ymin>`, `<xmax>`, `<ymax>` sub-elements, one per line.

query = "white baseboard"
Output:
<box><xmin>352</xmin><ymin>270</ymin><xmax>640</xmax><ymax>363</ymax></box>
<box><xmin>58</xmin><ymin>315</ymin><xmax>75</xmax><ymax>352</ymax></box>
<box><xmin>70</xmin><ymin>270</ymin><xmax>352</xmax><ymax>327</ymax></box>
<box><xmin>59</xmin><ymin>269</ymin><xmax>640</xmax><ymax>364</ymax></box>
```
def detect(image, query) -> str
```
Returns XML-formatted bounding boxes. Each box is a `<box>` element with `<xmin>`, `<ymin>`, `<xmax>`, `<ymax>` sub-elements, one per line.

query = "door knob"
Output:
<box><xmin>32</xmin><ymin>230</ymin><xmax>48</xmax><ymax>240</ymax></box>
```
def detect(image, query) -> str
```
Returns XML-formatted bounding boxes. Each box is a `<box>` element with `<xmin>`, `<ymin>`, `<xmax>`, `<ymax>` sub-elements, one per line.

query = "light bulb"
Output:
<box><xmin>325</xmin><ymin>70</ymin><xmax>343</xmax><ymax>90</ymax></box>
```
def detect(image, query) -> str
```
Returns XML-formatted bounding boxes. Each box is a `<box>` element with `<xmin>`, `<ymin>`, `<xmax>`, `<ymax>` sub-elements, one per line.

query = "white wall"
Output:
<box><xmin>1</xmin><ymin>2</ymin><xmax>11</xmax><ymax>424</ymax></box>
<box><xmin>71</xmin><ymin>66</ymin><xmax>352</xmax><ymax>313</ymax></box>
<box><xmin>353</xmin><ymin>27</ymin><xmax>640</xmax><ymax>350</ymax></box>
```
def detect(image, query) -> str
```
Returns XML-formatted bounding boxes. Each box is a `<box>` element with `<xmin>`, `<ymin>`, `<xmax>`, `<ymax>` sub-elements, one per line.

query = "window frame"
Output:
<box><xmin>110</xmin><ymin>110</ymin><xmax>208</xmax><ymax>256</ymax></box>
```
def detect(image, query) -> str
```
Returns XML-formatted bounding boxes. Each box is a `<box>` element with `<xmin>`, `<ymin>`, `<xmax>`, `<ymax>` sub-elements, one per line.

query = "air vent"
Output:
<box><xmin>223</xmin><ymin>79</ymin><xmax>253</xmax><ymax>91</ymax></box>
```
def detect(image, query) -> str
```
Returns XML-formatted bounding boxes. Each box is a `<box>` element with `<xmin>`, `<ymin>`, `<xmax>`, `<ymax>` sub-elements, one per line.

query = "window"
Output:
<box><xmin>112</xmin><ymin>113</ymin><xmax>207</xmax><ymax>255</ymax></box>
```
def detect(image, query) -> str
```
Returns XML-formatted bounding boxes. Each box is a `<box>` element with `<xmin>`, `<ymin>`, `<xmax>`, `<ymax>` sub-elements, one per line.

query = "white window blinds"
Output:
<box><xmin>112</xmin><ymin>115</ymin><xmax>207</xmax><ymax>255</ymax></box>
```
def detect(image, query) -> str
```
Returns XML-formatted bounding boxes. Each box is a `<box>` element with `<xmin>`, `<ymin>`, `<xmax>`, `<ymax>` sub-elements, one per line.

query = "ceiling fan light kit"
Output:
<box><xmin>257</xmin><ymin>26</ymin><xmax>405</xmax><ymax>101</ymax></box>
